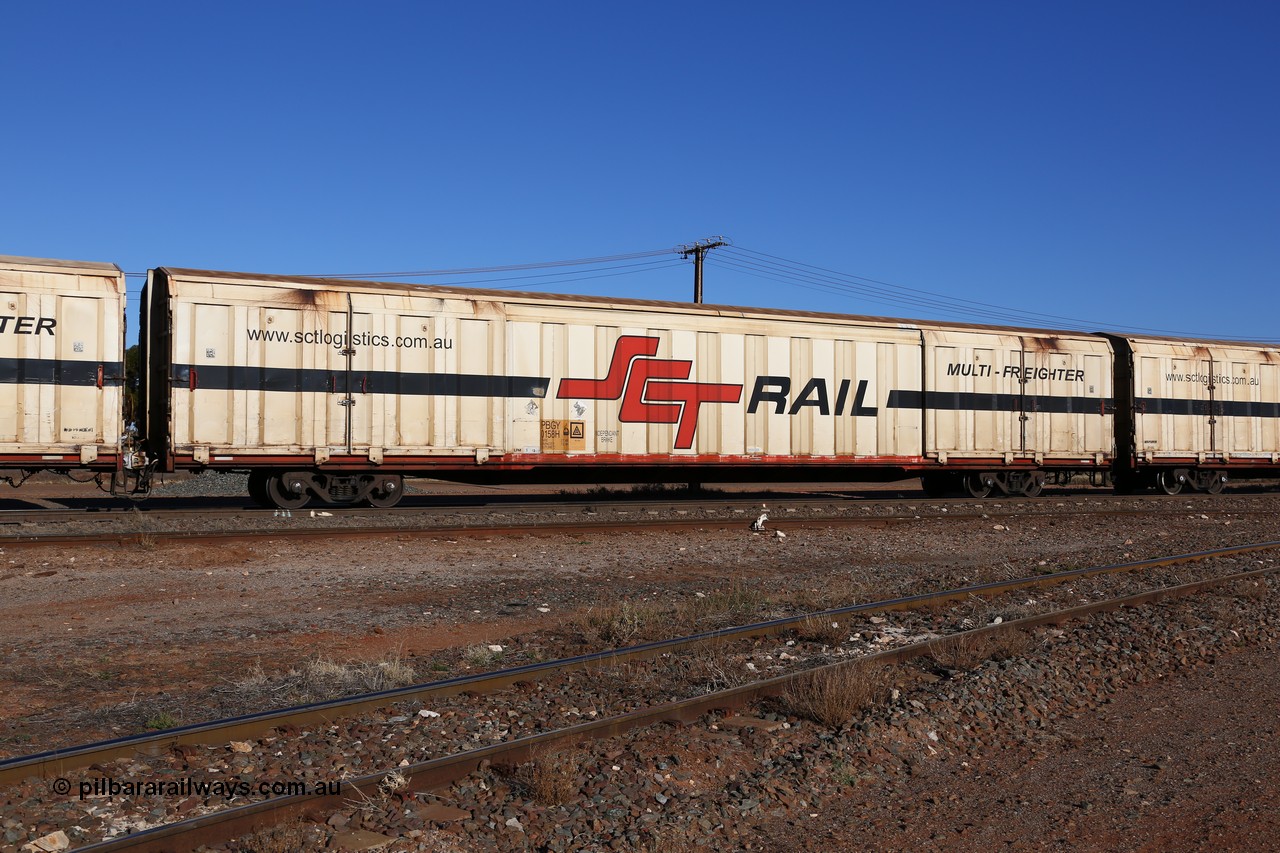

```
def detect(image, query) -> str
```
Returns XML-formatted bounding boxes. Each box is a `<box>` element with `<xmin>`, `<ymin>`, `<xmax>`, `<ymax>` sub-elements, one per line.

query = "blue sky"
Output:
<box><xmin>3</xmin><ymin>2</ymin><xmax>1277</xmax><ymax>343</ymax></box>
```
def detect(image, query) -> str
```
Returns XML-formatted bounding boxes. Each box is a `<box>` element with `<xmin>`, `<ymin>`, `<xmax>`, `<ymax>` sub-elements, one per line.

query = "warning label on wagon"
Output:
<box><xmin>541</xmin><ymin>420</ymin><xmax>586</xmax><ymax>452</ymax></box>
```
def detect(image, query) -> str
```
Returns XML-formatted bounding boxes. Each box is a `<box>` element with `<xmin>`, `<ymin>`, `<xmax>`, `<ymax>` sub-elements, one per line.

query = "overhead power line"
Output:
<box><xmin>712</xmin><ymin>246</ymin><xmax>1277</xmax><ymax>343</ymax></box>
<box><xmin>311</xmin><ymin>248</ymin><xmax>675</xmax><ymax>280</ymax></box>
<box><xmin>123</xmin><ymin>244</ymin><xmax>1274</xmax><ymax>343</ymax></box>
<box><xmin>124</xmin><ymin>248</ymin><xmax>684</xmax><ymax>292</ymax></box>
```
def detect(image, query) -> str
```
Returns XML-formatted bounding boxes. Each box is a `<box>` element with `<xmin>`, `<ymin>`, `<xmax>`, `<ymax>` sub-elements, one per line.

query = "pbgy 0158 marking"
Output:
<box><xmin>0</xmin><ymin>316</ymin><xmax>56</xmax><ymax>335</ymax></box>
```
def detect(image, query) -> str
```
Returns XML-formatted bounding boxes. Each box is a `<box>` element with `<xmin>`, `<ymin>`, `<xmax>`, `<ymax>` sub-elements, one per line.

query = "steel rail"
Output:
<box><xmin>0</xmin><ymin>515</ymin><xmax>898</xmax><ymax>546</ymax></box>
<box><xmin>70</xmin><ymin>558</ymin><xmax>1280</xmax><ymax>852</ymax></box>
<box><xmin>0</xmin><ymin>487</ymin><xmax>1259</xmax><ymax>524</ymax></box>
<box><xmin>0</xmin><ymin>500</ymin><xmax>1268</xmax><ymax>548</ymax></box>
<box><xmin>5</xmin><ymin>540</ymin><xmax>1277</xmax><ymax>789</ymax></box>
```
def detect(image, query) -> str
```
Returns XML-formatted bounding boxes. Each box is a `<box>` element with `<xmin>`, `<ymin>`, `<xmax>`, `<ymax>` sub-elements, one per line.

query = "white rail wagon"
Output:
<box><xmin>141</xmin><ymin>267</ymin><xmax>1117</xmax><ymax>507</ymax></box>
<box><xmin>920</xmin><ymin>327</ymin><xmax>1115</xmax><ymax>497</ymax></box>
<box><xmin>1107</xmin><ymin>334</ymin><xmax>1280</xmax><ymax>493</ymax></box>
<box><xmin>0</xmin><ymin>255</ymin><xmax>124</xmax><ymax>480</ymax></box>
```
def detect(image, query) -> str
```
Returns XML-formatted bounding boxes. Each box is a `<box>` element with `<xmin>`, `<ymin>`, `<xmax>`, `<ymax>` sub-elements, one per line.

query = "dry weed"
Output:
<box><xmin>234</xmin><ymin>660</ymin><xmax>269</xmax><ymax>691</ymax></box>
<box><xmin>699</xmin><ymin>580</ymin><xmax>768</xmax><ymax>622</ymax></box>
<box><xmin>300</xmin><ymin>654</ymin><xmax>416</xmax><ymax>693</ymax></box>
<box><xmin>528</xmin><ymin>746</ymin><xmax>583</xmax><ymax>804</ymax></box>
<box><xmin>500</xmin><ymin>745</ymin><xmax>585</xmax><ymax>805</ymax></box>
<box><xmin>464</xmin><ymin>645</ymin><xmax>504</xmax><ymax>668</ymax></box>
<box><xmin>669</xmin><ymin>580</ymin><xmax>770</xmax><ymax>634</ymax></box>
<box><xmin>780</xmin><ymin>660</ymin><xmax>892</xmax><ymax>728</ymax></box>
<box><xmin>378</xmin><ymin>769</ymin><xmax>409</xmax><ymax>798</ymax></box>
<box><xmin>926</xmin><ymin>632</ymin><xmax>991</xmax><ymax>672</ymax></box>
<box><xmin>928</xmin><ymin>628</ymin><xmax>1033</xmax><ymax>671</ymax></box>
<box><xmin>606</xmin><ymin>643</ymin><xmax>747</xmax><ymax>697</ymax></box>
<box><xmin>226</xmin><ymin>653</ymin><xmax>417</xmax><ymax>706</ymax></box>
<box><xmin>794</xmin><ymin>615</ymin><xmax>848</xmax><ymax>646</ymax></box>
<box><xmin>670</xmin><ymin>643</ymin><xmax>748</xmax><ymax>693</ymax></box>
<box><xmin>984</xmin><ymin>629</ymin><xmax>1034</xmax><ymax>660</ymax></box>
<box><xmin>596</xmin><ymin>659</ymin><xmax>665</xmax><ymax>694</ymax></box>
<box><xmin>572</xmin><ymin>600</ymin><xmax>662</xmax><ymax>647</ymax></box>
<box><xmin>789</xmin><ymin>575</ymin><xmax>874</xmax><ymax>613</ymax></box>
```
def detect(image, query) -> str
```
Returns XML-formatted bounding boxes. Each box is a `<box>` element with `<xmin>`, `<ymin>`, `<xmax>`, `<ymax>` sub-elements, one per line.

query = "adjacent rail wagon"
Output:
<box><xmin>2</xmin><ymin>254</ymin><xmax>1277</xmax><ymax>507</ymax></box>
<box><xmin>1106</xmin><ymin>334</ymin><xmax>1280</xmax><ymax>494</ymax></box>
<box><xmin>0</xmin><ymin>255</ymin><xmax>125</xmax><ymax>482</ymax></box>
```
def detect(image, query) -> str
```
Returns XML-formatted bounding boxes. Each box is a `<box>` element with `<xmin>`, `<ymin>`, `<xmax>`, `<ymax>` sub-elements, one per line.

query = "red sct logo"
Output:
<box><xmin>557</xmin><ymin>336</ymin><xmax>743</xmax><ymax>450</ymax></box>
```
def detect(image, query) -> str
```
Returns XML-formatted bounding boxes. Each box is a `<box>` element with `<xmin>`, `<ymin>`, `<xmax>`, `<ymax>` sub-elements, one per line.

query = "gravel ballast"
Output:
<box><xmin>2</xmin><ymin>486</ymin><xmax>1279</xmax><ymax>850</ymax></box>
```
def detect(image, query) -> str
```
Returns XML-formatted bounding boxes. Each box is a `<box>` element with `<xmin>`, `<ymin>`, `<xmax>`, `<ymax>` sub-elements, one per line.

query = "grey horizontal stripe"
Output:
<box><xmin>1136</xmin><ymin>397</ymin><xmax>1280</xmax><ymax>418</ymax></box>
<box><xmin>888</xmin><ymin>390</ymin><xmax>1115</xmax><ymax>414</ymax></box>
<box><xmin>171</xmin><ymin>364</ymin><xmax>549</xmax><ymax>398</ymax></box>
<box><xmin>0</xmin><ymin>358</ymin><xmax>124</xmax><ymax>387</ymax></box>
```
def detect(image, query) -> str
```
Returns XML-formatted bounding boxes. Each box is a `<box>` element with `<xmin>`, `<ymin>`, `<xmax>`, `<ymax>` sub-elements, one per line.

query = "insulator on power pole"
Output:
<box><xmin>678</xmin><ymin>237</ymin><xmax>728</xmax><ymax>303</ymax></box>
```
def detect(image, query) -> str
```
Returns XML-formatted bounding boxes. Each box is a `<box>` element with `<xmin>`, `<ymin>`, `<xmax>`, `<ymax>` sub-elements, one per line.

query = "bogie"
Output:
<box><xmin>250</xmin><ymin>470</ymin><xmax>405</xmax><ymax>509</ymax></box>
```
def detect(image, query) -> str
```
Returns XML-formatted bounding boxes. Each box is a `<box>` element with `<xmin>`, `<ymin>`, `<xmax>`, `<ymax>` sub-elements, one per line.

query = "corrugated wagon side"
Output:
<box><xmin>140</xmin><ymin>268</ymin><xmax>945</xmax><ymax>506</ymax></box>
<box><xmin>918</xmin><ymin>327</ymin><xmax>1115</xmax><ymax>496</ymax></box>
<box><xmin>141</xmin><ymin>267</ymin><xmax>546</xmax><ymax>506</ymax></box>
<box><xmin>139</xmin><ymin>267</ymin><xmax>1140</xmax><ymax>507</ymax></box>
<box><xmin>505</xmin><ymin>302</ymin><xmax>925</xmax><ymax>475</ymax></box>
<box><xmin>0</xmin><ymin>255</ymin><xmax>124</xmax><ymax>484</ymax></box>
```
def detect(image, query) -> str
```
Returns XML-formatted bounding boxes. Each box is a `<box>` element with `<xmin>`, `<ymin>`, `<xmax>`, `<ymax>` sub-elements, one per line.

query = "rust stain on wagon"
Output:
<box><xmin>278</xmin><ymin>289</ymin><xmax>347</xmax><ymax>333</ymax></box>
<box><xmin>1021</xmin><ymin>336</ymin><xmax>1064</xmax><ymax>353</ymax></box>
<box><xmin>474</xmin><ymin>299</ymin><xmax>508</xmax><ymax>319</ymax></box>
<box><xmin>284</xmin><ymin>288</ymin><xmax>345</xmax><ymax>314</ymax></box>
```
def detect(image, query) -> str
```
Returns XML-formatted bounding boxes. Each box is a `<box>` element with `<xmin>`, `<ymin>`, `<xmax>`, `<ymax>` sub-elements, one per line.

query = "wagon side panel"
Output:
<box><xmin>0</xmin><ymin>256</ymin><xmax>123</xmax><ymax>470</ymax></box>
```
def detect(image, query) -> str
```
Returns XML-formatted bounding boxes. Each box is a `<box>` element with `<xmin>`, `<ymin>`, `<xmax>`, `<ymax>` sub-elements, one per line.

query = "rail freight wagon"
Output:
<box><xmin>1106</xmin><ymin>334</ymin><xmax>1280</xmax><ymax>494</ymax></box>
<box><xmin>918</xmin><ymin>327</ymin><xmax>1113</xmax><ymax>497</ymax></box>
<box><xmin>0</xmin><ymin>255</ymin><xmax>125</xmax><ymax>483</ymax></box>
<box><xmin>138</xmin><ymin>267</ymin><xmax>1118</xmax><ymax>507</ymax></box>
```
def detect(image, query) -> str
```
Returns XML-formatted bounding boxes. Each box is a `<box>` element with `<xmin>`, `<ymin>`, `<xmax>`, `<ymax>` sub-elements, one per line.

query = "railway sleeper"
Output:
<box><xmin>247</xmin><ymin>470</ymin><xmax>405</xmax><ymax>509</ymax></box>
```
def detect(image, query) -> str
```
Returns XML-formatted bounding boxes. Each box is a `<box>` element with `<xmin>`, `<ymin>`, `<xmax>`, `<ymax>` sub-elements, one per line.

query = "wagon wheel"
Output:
<box><xmin>265</xmin><ymin>473</ymin><xmax>311</xmax><ymax>509</ymax></box>
<box><xmin>1155</xmin><ymin>470</ymin><xmax>1183</xmax><ymax>495</ymax></box>
<box><xmin>1020</xmin><ymin>473</ymin><xmax>1045</xmax><ymax>498</ymax></box>
<box><xmin>1204</xmin><ymin>472</ymin><xmax>1226</xmax><ymax>495</ymax></box>
<box><xmin>964</xmin><ymin>473</ymin><xmax>994</xmax><ymax>499</ymax></box>
<box><xmin>365</xmin><ymin>476</ymin><xmax>404</xmax><ymax>508</ymax></box>
<box><xmin>247</xmin><ymin>470</ymin><xmax>273</xmax><ymax>508</ymax></box>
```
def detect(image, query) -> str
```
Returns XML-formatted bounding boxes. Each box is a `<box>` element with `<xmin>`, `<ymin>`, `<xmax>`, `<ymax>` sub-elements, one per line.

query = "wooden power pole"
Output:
<box><xmin>679</xmin><ymin>238</ymin><xmax>727</xmax><ymax>303</ymax></box>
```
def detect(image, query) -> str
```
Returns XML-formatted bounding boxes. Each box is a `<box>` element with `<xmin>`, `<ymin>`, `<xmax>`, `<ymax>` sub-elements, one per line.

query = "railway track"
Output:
<box><xmin>5</xmin><ymin>542</ymin><xmax>1277</xmax><ymax>851</ymax></box>
<box><xmin>1</xmin><ymin>490</ymin><xmax>1274</xmax><ymax>547</ymax></box>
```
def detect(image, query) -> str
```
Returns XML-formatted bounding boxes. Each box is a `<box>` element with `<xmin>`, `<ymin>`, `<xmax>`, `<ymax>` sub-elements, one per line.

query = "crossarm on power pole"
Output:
<box><xmin>678</xmin><ymin>237</ymin><xmax>729</xmax><ymax>303</ymax></box>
